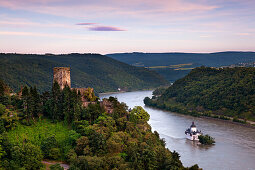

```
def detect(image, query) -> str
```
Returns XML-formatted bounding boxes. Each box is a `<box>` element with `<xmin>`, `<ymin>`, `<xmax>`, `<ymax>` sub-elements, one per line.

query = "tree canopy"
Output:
<box><xmin>145</xmin><ymin>67</ymin><xmax>255</xmax><ymax>121</ymax></box>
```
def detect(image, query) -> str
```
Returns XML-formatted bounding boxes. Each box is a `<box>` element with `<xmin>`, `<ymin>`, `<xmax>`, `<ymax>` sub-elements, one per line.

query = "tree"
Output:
<box><xmin>41</xmin><ymin>136</ymin><xmax>58</xmax><ymax>158</ymax></box>
<box><xmin>75</xmin><ymin>136</ymin><xmax>89</xmax><ymax>155</ymax></box>
<box><xmin>51</xmin><ymin>81</ymin><xmax>63</xmax><ymax>121</ymax></box>
<box><xmin>0</xmin><ymin>79</ymin><xmax>4</xmax><ymax>97</ymax></box>
<box><xmin>130</xmin><ymin>106</ymin><xmax>150</xmax><ymax>124</ymax></box>
<box><xmin>69</xmin><ymin>155</ymin><xmax>89</xmax><ymax>170</ymax></box>
<box><xmin>0</xmin><ymin>104</ymin><xmax>6</xmax><ymax>116</ymax></box>
<box><xmin>198</xmin><ymin>134</ymin><xmax>215</xmax><ymax>145</ymax></box>
<box><xmin>49</xmin><ymin>148</ymin><xmax>61</xmax><ymax>160</ymax></box>
<box><xmin>83</xmin><ymin>87</ymin><xmax>98</xmax><ymax>102</ymax></box>
<box><xmin>11</xmin><ymin>143</ymin><xmax>43</xmax><ymax>170</ymax></box>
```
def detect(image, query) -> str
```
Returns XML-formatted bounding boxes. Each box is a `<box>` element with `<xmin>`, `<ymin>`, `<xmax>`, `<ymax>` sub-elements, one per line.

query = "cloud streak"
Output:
<box><xmin>76</xmin><ymin>22</ymin><xmax>126</xmax><ymax>31</ymax></box>
<box><xmin>89</xmin><ymin>26</ymin><xmax>125</xmax><ymax>31</ymax></box>
<box><xmin>0</xmin><ymin>0</ymin><xmax>219</xmax><ymax>19</ymax></box>
<box><xmin>76</xmin><ymin>23</ymin><xmax>97</xmax><ymax>25</ymax></box>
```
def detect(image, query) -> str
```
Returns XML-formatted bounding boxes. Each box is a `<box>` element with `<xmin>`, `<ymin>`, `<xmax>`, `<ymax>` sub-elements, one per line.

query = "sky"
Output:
<box><xmin>0</xmin><ymin>0</ymin><xmax>255</xmax><ymax>54</ymax></box>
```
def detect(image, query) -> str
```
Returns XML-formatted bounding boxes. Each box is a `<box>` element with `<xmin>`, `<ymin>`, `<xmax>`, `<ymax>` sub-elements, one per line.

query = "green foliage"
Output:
<box><xmin>68</xmin><ymin>130</ymin><xmax>81</xmax><ymax>146</ymax></box>
<box><xmin>6</xmin><ymin>119</ymin><xmax>71</xmax><ymax>159</ymax></box>
<box><xmin>83</xmin><ymin>103</ymin><xmax>104</xmax><ymax>124</ymax></box>
<box><xmin>0</xmin><ymin>79</ymin><xmax>10</xmax><ymax>97</ymax></box>
<box><xmin>0</xmin><ymin>78</ymin><xmax>196</xmax><ymax>170</ymax></box>
<box><xmin>10</xmin><ymin>142</ymin><xmax>43</xmax><ymax>170</ymax></box>
<box><xmin>130</xmin><ymin>106</ymin><xmax>150</xmax><ymax>123</ymax></box>
<box><xmin>233</xmin><ymin>117</ymin><xmax>246</xmax><ymax>124</ymax></box>
<box><xmin>83</xmin><ymin>88</ymin><xmax>98</xmax><ymax>102</ymax></box>
<box><xmin>146</xmin><ymin>67</ymin><xmax>255</xmax><ymax>121</ymax></box>
<box><xmin>0</xmin><ymin>53</ymin><xmax>169</xmax><ymax>93</ymax></box>
<box><xmin>21</xmin><ymin>86</ymin><xmax>42</xmax><ymax>122</ymax></box>
<box><xmin>41</xmin><ymin>136</ymin><xmax>58</xmax><ymax>158</ymax></box>
<box><xmin>49</xmin><ymin>148</ymin><xmax>61</xmax><ymax>160</ymax></box>
<box><xmin>0</xmin><ymin>108</ymin><xmax>18</xmax><ymax>130</ymax></box>
<box><xmin>0</xmin><ymin>135</ymin><xmax>5</xmax><ymax>159</ymax></box>
<box><xmin>0</xmin><ymin>104</ymin><xmax>6</xmax><ymax>116</ymax></box>
<box><xmin>198</xmin><ymin>134</ymin><xmax>215</xmax><ymax>145</ymax></box>
<box><xmin>152</xmin><ymin>86</ymin><xmax>168</xmax><ymax>96</ymax></box>
<box><xmin>50</xmin><ymin>163</ymin><xmax>64</xmax><ymax>170</ymax></box>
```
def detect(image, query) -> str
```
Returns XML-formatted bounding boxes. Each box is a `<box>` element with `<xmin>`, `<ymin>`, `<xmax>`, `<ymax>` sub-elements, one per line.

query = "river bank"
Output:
<box><xmin>99</xmin><ymin>88</ymin><xmax>156</xmax><ymax>95</ymax></box>
<box><xmin>145</xmin><ymin>104</ymin><xmax>255</xmax><ymax>129</ymax></box>
<box><xmin>100</xmin><ymin>90</ymin><xmax>255</xmax><ymax>170</ymax></box>
<box><xmin>144</xmin><ymin>95</ymin><xmax>255</xmax><ymax>129</ymax></box>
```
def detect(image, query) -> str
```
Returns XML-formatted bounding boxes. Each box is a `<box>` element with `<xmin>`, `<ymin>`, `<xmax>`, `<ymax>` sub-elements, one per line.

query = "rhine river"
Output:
<box><xmin>100</xmin><ymin>91</ymin><xmax>255</xmax><ymax>170</ymax></box>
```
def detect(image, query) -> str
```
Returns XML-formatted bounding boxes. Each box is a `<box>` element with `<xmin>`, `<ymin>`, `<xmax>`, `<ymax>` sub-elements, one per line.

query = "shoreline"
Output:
<box><xmin>200</xmin><ymin>115</ymin><xmax>255</xmax><ymax>129</ymax></box>
<box><xmin>100</xmin><ymin>90</ymin><xmax>255</xmax><ymax>129</ymax></box>
<box><xmin>99</xmin><ymin>88</ymin><xmax>155</xmax><ymax>96</ymax></box>
<box><xmin>145</xmin><ymin>105</ymin><xmax>255</xmax><ymax>129</ymax></box>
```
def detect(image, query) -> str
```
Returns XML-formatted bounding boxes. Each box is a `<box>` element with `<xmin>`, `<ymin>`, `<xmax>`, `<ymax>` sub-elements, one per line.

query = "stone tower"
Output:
<box><xmin>53</xmin><ymin>67</ymin><xmax>71</xmax><ymax>90</ymax></box>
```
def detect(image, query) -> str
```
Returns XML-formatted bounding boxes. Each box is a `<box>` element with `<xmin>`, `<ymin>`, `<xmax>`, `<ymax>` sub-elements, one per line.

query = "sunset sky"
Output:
<box><xmin>0</xmin><ymin>0</ymin><xmax>255</xmax><ymax>54</ymax></box>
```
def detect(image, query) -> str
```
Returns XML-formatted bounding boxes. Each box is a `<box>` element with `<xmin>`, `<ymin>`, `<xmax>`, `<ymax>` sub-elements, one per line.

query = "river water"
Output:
<box><xmin>100</xmin><ymin>91</ymin><xmax>255</xmax><ymax>170</ymax></box>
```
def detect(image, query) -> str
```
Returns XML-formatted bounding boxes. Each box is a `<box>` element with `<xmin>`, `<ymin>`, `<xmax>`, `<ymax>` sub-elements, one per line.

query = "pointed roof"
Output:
<box><xmin>190</xmin><ymin>122</ymin><xmax>196</xmax><ymax>128</ymax></box>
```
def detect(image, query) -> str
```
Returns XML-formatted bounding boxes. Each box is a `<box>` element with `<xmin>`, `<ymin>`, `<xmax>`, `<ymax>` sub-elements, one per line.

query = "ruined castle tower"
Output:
<box><xmin>53</xmin><ymin>67</ymin><xmax>71</xmax><ymax>90</ymax></box>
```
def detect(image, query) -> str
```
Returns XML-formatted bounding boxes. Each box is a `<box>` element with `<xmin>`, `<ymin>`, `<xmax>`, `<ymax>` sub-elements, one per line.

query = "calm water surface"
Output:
<box><xmin>100</xmin><ymin>91</ymin><xmax>255</xmax><ymax>170</ymax></box>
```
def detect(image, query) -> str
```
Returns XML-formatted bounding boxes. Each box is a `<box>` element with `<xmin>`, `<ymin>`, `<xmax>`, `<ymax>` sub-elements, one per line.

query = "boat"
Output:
<box><xmin>185</xmin><ymin>122</ymin><xmax>202</xmax><ymax>141</ymax></box>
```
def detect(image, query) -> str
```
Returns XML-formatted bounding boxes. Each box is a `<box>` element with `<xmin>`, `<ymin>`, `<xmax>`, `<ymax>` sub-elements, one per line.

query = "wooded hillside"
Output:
<box><xmin>145</xmin><ymin>67</ymin><xmax>255</xmax><ymax>121</ymax></box>
<box><xmin>0</xmin><ymin>53</ymin><xmax>169</xmax><ymax>93</ymax></box>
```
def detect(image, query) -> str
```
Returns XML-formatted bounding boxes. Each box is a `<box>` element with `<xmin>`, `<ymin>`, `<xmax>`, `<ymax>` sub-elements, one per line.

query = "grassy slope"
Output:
<box><xmin>7</xmin><ymin>119</ymin><xmax>72</xmax><ymax>158</ymax></box>
<box><xmin>0</xmin><ymin>53</ymin><xmax>169</xmax><ymax>93</ymax></box>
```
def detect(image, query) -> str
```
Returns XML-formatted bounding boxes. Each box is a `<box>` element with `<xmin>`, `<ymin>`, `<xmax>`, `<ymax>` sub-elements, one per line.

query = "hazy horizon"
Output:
<box><xmin>1</xmin><ymin>50</ymin><xmax>255</xmax><ymax>55</ymax></box>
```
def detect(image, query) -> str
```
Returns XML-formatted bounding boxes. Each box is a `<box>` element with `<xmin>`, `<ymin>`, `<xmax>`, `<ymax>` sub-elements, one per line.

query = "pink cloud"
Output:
<box><xmin>0</xmin><ymin>0</ymin><xmax>219</xmax><ymax>19</ymax></box>
<box><xmin>89</xmin><ymin>26</ymin><xmax>126</xmax><ymax>31</ymax></box>
<box><xmin>76</xmin><ymin>23</ymin><xmax>97</xmax><ymax>25</ymax></box>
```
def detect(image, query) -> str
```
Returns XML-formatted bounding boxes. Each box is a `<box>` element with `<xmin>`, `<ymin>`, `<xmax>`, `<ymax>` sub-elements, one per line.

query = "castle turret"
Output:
<box><xmin>190</xmin><ymin>122</ymin><xmax>197</xmax><ymax>132</ymax></box>
<box><xmin>53</xmin><ymin>67</ymin><xmax>71</xmax><ymax>90</ymax></box>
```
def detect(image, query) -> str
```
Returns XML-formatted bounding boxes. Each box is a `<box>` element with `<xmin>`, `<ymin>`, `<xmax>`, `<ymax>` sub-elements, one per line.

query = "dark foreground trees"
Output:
<box><xmin>0</xmin><ymin>80</ymin><xmax>200</xmax><ymax>170</ymax></box>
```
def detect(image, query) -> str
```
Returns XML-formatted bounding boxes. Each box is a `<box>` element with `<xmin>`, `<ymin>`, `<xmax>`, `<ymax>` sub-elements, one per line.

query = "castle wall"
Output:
<box><xmin>53</xmin><ymin>67</ymin><xmax>71</xmax><ymax>90</ymax></box>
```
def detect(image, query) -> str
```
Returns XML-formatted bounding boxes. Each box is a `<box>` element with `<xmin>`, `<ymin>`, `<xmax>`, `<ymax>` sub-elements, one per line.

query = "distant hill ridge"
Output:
<box><xmin>107</xmin><ymin>51</ymin><xmax>255</xmax><ymax>82</ymax></box>
<box><xmin>107</xmin><ymin>51</ymin><xmax>255</xmax><ymax>66</ymax></box>
<box><xmin>0</xmin><ymin>53</ymin><xmax>169</xmax><ymax>93</ymax></box>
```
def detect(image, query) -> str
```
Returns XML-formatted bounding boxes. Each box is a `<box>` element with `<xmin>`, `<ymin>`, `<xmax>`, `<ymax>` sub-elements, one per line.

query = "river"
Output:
<box><xmin>100</xmin><ymin>91</ymin><xmax>255</xmax><ymax>170</ymax></box>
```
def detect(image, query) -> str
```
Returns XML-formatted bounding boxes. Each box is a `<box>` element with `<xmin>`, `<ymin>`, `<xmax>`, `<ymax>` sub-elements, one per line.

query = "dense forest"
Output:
<box><xmin>144</xmin><ymin>67</ymin><xmax>255</xmax><ymax>121</ymax></box>
<box><xmin>108</xmin><ymin>52</ymin><xmax>255</xmax><ymax>82</ymax></box>
<box><xmin>0</xmin><ymin>79</ymin><xmax>199</xmax><ymax>169</ymax></box>
<box><xmin>0</xmin><ymin>53</ymin><xmax>169</xmax><ymax>93</ymax></box>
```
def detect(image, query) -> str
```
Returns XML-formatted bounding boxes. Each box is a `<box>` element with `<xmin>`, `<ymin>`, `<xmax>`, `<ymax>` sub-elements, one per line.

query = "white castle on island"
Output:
<box><xmin>185</xmin><ymin>122</ymin><xmax>202</xmax><ymax>141</ymax></box>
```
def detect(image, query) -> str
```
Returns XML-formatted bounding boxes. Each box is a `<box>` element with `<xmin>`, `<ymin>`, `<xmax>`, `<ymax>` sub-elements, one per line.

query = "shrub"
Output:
<box><xmin>10</xmin><ymin>143</ymin><xmax>43</xmax><ymax>169</ymax></box>
<box><xmin>41</xmin><ymin>136</ymin><xmax>58</xmax><ymax>158</ymax></box>
<box><xmin>198</xmin><ymin>134</ymin><xmax>215</xmax><ymax>145</ymax></box>
<box><xmin>49</xmin><ymin>148</ymin><xmax>61</xmax><ymax>160</ymax></box>
<box><xmin>0</xmin><ymin>104</ymin><xmax>6</xmax><ymax>116</ymax></box>
<box><xmin>233</xmin><ymin>117</ymin><xmax>246</xmax><ymax>124</ymax></box>
<box><xmin>50</xmin><ymin>163</ymin><xmax>64</xmax><ymax>170</ymax></box>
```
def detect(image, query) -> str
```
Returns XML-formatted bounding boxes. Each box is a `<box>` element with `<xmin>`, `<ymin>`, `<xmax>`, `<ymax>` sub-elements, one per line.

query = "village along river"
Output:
<box><xmin>100</xmin><ymin>91</ymin><xmax>255</xmax><ymax>170</ymax></box>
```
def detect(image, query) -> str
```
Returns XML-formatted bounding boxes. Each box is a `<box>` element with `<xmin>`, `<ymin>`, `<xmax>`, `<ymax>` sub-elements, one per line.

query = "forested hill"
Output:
<box><xmin>107</xmin><ymin>52</ymin><xmax>255</xmax><ymax>82</ymax></box>
<box><xmin>145</xmin><ymin>67</ymin><xmax>255</xmax><ymax>121</ymax></box>
<box><xmin>107</xmin><ymin>52</ymin><xmax>255</xmax><ymax>67</ymax></box>
<box><xmin>0</xmin><ymin>53</ymin><xmax>169</xmax><ymax>93</ymax></box>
